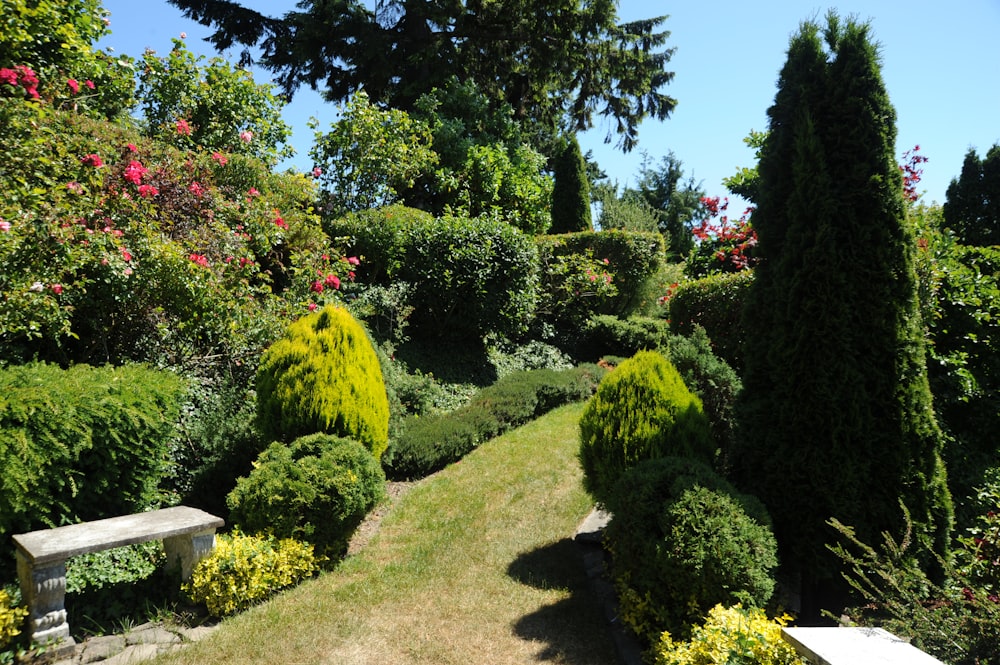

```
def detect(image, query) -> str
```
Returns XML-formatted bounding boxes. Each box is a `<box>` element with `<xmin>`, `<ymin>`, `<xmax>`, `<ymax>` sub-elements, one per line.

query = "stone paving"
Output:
<box><xmin>46</xmin><ymin>621</ymin><xmax>218</xmax><ymax>665</ymax></box>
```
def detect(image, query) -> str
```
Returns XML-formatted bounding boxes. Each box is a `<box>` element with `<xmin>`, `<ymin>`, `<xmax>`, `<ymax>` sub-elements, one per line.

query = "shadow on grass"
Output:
<box><xmin>507</xmin><ymin>538</ymin><xmax>621</xmax><ymax>664</ymax></box>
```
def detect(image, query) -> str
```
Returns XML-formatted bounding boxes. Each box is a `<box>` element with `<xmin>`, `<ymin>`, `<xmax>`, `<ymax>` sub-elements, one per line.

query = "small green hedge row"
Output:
<box><xmin>328</xmin><ymin>205</ymin><xmax>539</xmax><ymax>340</ymax></box>
<box><xmin>0</xmin><ymin>362</ymin><xmax>184</xmax><ymax>580</ymax></box>
<box><xmin>669</xmin><ymin>269</ymin><xmax>754</xmax><ymax>371</ymax></box>
<box><xmin>384</xmin><ymin>364</ymin><xmax>607</xmax><ymax>479</ymax></box>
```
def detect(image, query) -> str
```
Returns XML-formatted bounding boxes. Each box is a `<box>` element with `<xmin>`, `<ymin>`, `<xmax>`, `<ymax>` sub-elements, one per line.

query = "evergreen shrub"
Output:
<box><xmin>183</xmin><ymin>531</ymin><xmax>318</xmax><ymax>617</ymax></box>
<box><xmin>227</xmin><ymin>433</ymin><xmax>387</xmax><ymax>559</ymax></box>
<box><xmin>0</xmin><ymin>363</ymin><xmax>184</xmax><ymax>553</ymax></box>
<box><xmin>668</xmin><ymin>270</ymin><xmax>753</xmax><ymax>372</ymax></box>
<box><xmin>607</xmin><ymin>464</ymin><xmax>778</xmax><ymax>642</ymax></box>
<box><xmin>256</xmin><ymin>305</ymin><xmax>390</xmax><ymax>459</ymax></box>
<box><xmin>578</xmin><ymin>350</ymin><xmax>715</xmax><ymax>506</ymax></box>
<box><xmin>580</xmin><ymin>314</ymin><xmax>671</xmax><ymax>359</ymax></box>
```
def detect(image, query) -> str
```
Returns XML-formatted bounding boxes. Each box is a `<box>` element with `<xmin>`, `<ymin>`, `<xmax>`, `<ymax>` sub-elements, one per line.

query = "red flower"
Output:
<box><xmin>212</xmin><ymin>152</ymin><xmax>228</xmax><ymax>165</ymax></box>
<box><xmin>67</xmin><ymin>79</ymin><xmax>80</xmax><ymax>94</ymax></box>
<box><xmin>188</xmin><ymin>181</ymin><xmax>204</xmax><ymax>196</ymax></box>
<box><xmin>123</xmin><ymin>160</ymin><xmax>147</xmax><ymax>184</ymax></box>
<box><xmin>50</xmin><ymin>283</ymin><xmax>63</xmax><ymax>295</ymax></box>
<box><xmin>274</xmin><ymin>213</ymin><xmax>288</xmax><ymax>229</ymax></box>
<box><xmin>324</xmin><ymin>273</ymin><xmax>341</xmax><ymax>290</ymax></box>
<box><xmin>138</xmin><ymin>184</ymin><xmax>159</xmax><ymax>198</ymax></box>
<box><xmin>310</xmin><ymin>280</ymin><xmax>324</xmax><ymax>293</ymax></box>
<box><xmin>0</xmin><ymin>68</ymin><xmax>16</xmax><ymax>86</ymax></box>
<box><xmin>176</xmin><ymin>119</ymin><xmax>192</xmax><ymax>136</ymax></box>
<box><xmin>189</xmin><ymin>253</ymin><xmax>209</xmax><ymax>267</ymax></box>
<box><xmin>81</xmin><ymin>154</ymin><xmax>103</xmax><ymax>168</ymax></box>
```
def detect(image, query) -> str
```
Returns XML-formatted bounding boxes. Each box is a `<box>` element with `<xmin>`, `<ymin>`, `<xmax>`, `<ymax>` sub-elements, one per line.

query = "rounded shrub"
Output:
<box><xmin>255</xmin><ymin>305</ymin><xmax>390</xmax><ymax>459</ymax></box>
<box><xmin>578</xmin><ymin>350</ymin><xmax>715</xmax><ymax>506</ymax></box>
<box><xmin>227</xmin><ymin>433</ymin><xmax>387</xmax><ymax>559</ymax></box>
<box><xmin>606</xmin><ymin>460</ymin><xmax>778</xmax><ymax>641</ymax></box>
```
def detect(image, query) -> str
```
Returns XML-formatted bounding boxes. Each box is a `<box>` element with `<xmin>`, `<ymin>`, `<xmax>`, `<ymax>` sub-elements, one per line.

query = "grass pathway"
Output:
<box><xmin>154</xmin><ymin>402</ymin><xmax>620</xmax><ymax>665</ymax></box>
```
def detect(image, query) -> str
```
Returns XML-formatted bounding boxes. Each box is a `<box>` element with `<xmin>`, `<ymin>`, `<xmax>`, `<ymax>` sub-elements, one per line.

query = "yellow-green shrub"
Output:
<box><xmin>256</xmin><ymin>305</ymin><xmax>390</xmax><ymax>459</ymax></box>
<box><xmin>182</xmin><ymin>531</ymin><xmax>318</xmax><ymax>618</ymax></box>
<box><xmin>0</xmin><ymin>588</ymin><xmax>27</xmax><ymax>650</ymax></box>
<box><xmin>654</xmin><ymin>604</ymin><xmax>805</xmax><ymax>665</ymax></box>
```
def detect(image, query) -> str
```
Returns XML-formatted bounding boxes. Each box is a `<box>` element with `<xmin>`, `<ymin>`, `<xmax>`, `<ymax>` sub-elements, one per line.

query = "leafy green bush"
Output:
<box><xmin>579</xmin><ymin>314</ymin><xmax>671</xmax><ymax>359</ymax></box>
<box><xmin>385</xmin><ymin>364</ymin><xmax>607</xmax><ymax>480</ymax></box>
<box><xmin>183</xmin><ymin>531</ymin><xmax>318</xmax><ymax>618</ymax></box>
<box><xmin>668</xmin><ymin>270</ymin><xmax>754</xmax><ymax>372</ymax></box>
<box><xmin>256</xmin><ymin>306</ymin><xmax>390</xmax><ymax>459</ymax></box>
<box><xmin>227</xmin><ymin>434</ymin><xmax>387</xmax><ymax>559</ymax></box>
<box><xmin>653</xmin><ymin>604</ymin><xmax>804</xmax><ymax>665</ymax></box>
<box><xmin>0</xmin><ymin>363</ymin><xmax>185</xmax><ymax>573</ymax></box>
<box><xmin>578</xmin><ymin>350</ymin><xmax>715</xmax><ymax>506</ymax></box>
<box><xmin>329</xmin><ymin>207</ymin><xmax>539</xmax><ymax>340</ymax></box>
<box><xmin>535</xmin><ymin>230</ymin><xmax>666</xmax><ymax>317</ymax></box>
<box><xmin>607</xmin><ymin>466</ymin><xmax>778</xmax><ymax>642</ymax></box>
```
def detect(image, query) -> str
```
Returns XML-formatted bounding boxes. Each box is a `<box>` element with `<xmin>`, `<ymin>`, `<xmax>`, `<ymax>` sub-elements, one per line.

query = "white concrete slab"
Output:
<box><xmin>782</xmin><ymin>627</ymin><xmax>945</xmax><ymax>665</ymax></box>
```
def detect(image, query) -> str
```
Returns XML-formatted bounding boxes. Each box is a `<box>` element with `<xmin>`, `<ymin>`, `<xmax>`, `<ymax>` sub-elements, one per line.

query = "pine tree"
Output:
<box><xmin>550</xmin><ymin>135</ymin><xmax>592</xmax><ymax>233</ymax></box>
<box><xmin>734</xmin><ymin>13</ymin><xmax>952</xmax><ymax>616</ymax></box>
<box><xmin>943</xmin><ymin>144</ymin><xmax>1000</xmax><ymax>246</ymax></box>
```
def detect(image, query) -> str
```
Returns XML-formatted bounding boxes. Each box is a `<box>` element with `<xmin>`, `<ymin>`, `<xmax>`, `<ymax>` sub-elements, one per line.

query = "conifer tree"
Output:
<box><xmin>943</xmin><ymin>144</ymin><xmax>1000</xmax><ymax>246</ymax></box>
<box><xmin>734</xmin><ymin>13</ymin><xmax>952</xmax><ymax>616</ymax></box>
<box><xmin>550</xmin><ymin>135</ymin><xmax>592</xmax><ymax>233</ymax></box>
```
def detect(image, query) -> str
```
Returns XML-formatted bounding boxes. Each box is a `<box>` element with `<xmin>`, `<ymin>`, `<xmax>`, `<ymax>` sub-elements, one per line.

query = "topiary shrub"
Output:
<box><xmin>578</xmin><ymin>350</ymin><xmax>715</xmax><ymax>506</ymax></box>
<box><xmin>183</xmin><ymin>531</ymin><xmax>318</xmax><ymax>617</ymax></box>
<box><xmin>256</xmin><ymin>305</ymin><xmax>390</xmax><ymax>459</ymax></box>
<box><xmin>606</xmin><ymin>460</ymin><xmax>778</xmax><ymax>642</ymax></box>
<box><xmin>653</xmin><ymin>604</ymin><xmax>804</xmax><ymax>665</ymax></box>
<box><xmin>227</xmin><ymin>433</ymin><xmax>387</xmax><ymax>559</ymax></box>
<box><xmin>579</xmin><ymin>314</ymin><xmax>671</xmax><ymax>360</ymax></box>
<box><xmin>668</xmin><ymin>270</ymin><xmax>753</xmax><ymax>372</ymax></box>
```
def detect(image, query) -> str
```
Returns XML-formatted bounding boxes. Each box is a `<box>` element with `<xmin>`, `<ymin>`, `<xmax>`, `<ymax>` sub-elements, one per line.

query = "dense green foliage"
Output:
<box><xmin>653</xmin><ymin>604</ymin><xmax>804</xmax><ymax>665</ymax></box>
<box><xmin>578</xmin><ymin>350</ymin><xmax>715</xmax><ymax>507</ymax></box>
<box><xmin>735</xmin><ymin>14</ymin><xmax>952</xmax><ymax>613</ymax></box>
<box><xmin>227</xmin><ymin>434</ymin><xmax>387</xmax><ymax>558</ymax></box>
<box><xmin>184</xmin><ymin>531</ymin><xmax>318</xmax><ymax>617</ymax></box>
<box><xmin>606</xmin><ymin>456</ymin><xmax>777</xmax><ymax>642</ymax></box>
<box><xmin>168</xmin><ymin>0</ymin><xmax>677</xmax><ymax>152</ymax></box>
<box><xmin>385</xmin><ymin>364</ymin><xmax>606</xmax><ymax>480</ymax></box>
<box><xmin>256</xmin><ymin>306</ymin><xmax>390</xmax><ymax>458</ymax></box>
<box><xmin>943</xmin><ymin>143</ymin><xmax>1000</xmax><ymax>246</ymax></box>
<box><xmin>579</xmin><ymin>314</ymin><xmax>671</xmax><ymax>359</ymax></box>
<box><xmin>629</xmin><ymin>152</ymin><xmax>704</xmax><ymax>258</ymax></box>
<box><xmin>550</xmin><ymin>135</ymin><xmax>592</xmax><ymax>233</ymax></box>
<box><xmin>668</xmin><ymin>269</ymin><xmax>753</xmax><ymax>372</ymax></box>
<box><xmin>328</xmin><ymin>207</ymin><xmax>540</xmax><ymax>340</ymax></box>
<box><xmin>0</xmin><ymin>363</ymin><xmax>184</xmax><ymax>576</ymax></box>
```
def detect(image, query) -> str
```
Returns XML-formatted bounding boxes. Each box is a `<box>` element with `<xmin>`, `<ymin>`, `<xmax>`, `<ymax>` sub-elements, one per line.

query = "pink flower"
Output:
<box><xmin>0</xmin><ymin>68</ymin><xmax>16</xmax><ymax>86</ymax></box>
<box><xmin>274</xmin><ymin>213</ymin><xmax>288</xmax><ymax>229</ymax></box>
<box><xmin>189</xmin><ymin>253</ymin><xmax>209</xmax><ymax>267</ymax></box>
<box><xmin>81</xmin><ymin>154</ymin><xmax>103</xmax><ymax>168</ymax></box>
<box><xmin>84</xmin><ymin>80</ymin><xmax>95</xmax><ymax>90</ymax></box>
<box><xmin>138</xmin><ymin>184</ymin><xmax>159</xmax><ymax>198</ymax></box>
<box><xmin>247</xmin><ymin>187</ymin><xmax>260</xmax><ymax>198</ymax></box>
<box><xmin>66</xmin><ymin>181</ymin><xmax>84</xmax><ymax>194</ymax></box>
<box><xmin>212</xmin><ymin>152</ymin><xmax>228</xmax><ymax>165</ymax></box>
<box><xmin>346</xmin><ymin>256</ymin><xmax>360</xmax><ymax>266</ymax></box>
<box><xmin>126</xmin><ymin>143</ymin><xmax>137</xmax><ymax>153</ymax></box>
<box><xmin>123</xmin><ymin>160</ymin><xmax>147</xmax><ymax>184</ymax></box>
<box><xmin>308</xmin><ymin>302</ymin><xmax>318</xmax><ymax>311</ymax></box>
<box><xmin>312</xmin><ymin>167</ymin><xmax>323</xmax><ymax>178</ymax></box>
<box><xmin>324</xmin><ymin>273</ymin><xmax>341</xmax><ymax>290</ymax></box>
<box><xmin>120</xmin><ymin>247</ymin><xmax>132</xmax><ymax>262</ymax></box>
<box><xmin>0</xmin><ymin>220</ymin><xmax>10</xmax><ymax>232</ymax></box>
<box><xmin>188</xmin><ymin>181</ymin><xmax>204</xmax><ymax>196</ymax></box>
<box><xmin>310</xmin><ymin>280</ymin><xmax>324</xmax><ymax>294</ymax></box>
<box><xmin>176</xmin><ymin>119</ymin><xmax>192</xmax><ymax>136</ymax></box>
<box><xmin>67</xmin><ymin>79</ymin><xmax>80</xmax><ymax>94</ymax></box>
<box><xmin>239</xmin><ymin>130</ymin><xmax>253</xmax><ymax>143</ymax></box>
<box><xmin>15</xmin><ymin>66</ymin><xmax>39</xmax><ymax>98</ymax></box>
<box><xmin>50</xmin><ymin>283</ymin><xmax>63</xmax><ymax>295</ymax></box>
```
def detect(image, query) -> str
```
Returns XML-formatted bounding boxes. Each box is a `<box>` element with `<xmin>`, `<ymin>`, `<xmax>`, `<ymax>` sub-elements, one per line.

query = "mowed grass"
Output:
<box><xmin>154</xmin><ymin>402</ymin><xmax>620</xmax><ymax>665</ymax></box>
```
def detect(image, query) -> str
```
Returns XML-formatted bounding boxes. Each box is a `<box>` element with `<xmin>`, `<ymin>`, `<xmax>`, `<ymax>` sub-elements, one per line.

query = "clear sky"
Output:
<box><xmin>96</xmin><ymin>0</ymin><xmax>1000</xmax><ymax>207</ymax></box>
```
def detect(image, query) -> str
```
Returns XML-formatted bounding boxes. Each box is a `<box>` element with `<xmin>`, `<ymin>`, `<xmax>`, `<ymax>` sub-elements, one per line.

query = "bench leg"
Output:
<box><xmin>163</xmin><ymin>528</ymin><xmax>217</xmax><ymax>581</ymax></box>
<box><xmin>16</xmin><ymin>550</ymin><xmax>75</xmax><ymax>653</ymax></box>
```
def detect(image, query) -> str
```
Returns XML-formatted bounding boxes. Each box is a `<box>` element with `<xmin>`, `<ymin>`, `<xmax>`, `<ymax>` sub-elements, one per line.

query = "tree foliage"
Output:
<box><xmin>734</xmin><ymin>13</ymin><xmax>952</xmax><ymax>614</ymax></box>
<box><xmin>550</xmin><ymin>134</ymin><xmax>592</xmax><ymax>233</ymax></box>
<box><xmin>167</xmin><ymin>0</ymin><xmax>677</xmax><ymax>151</ymax></box>
<box><xmin>943</xmin><ymin>143</ymin><xmax>1000</xmax><ymax>246</ymax></box>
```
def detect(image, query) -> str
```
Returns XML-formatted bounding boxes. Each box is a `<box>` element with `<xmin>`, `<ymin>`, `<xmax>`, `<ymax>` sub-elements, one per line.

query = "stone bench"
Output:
<box><xmin>13</xmin><ymin>505</ymin><xmax>224</xmax><ymax>652</ymax></box>
<box><xmin>782</xmin><ymin>626</ymin><xmax>945</xmax><ymax>664</ymax></box>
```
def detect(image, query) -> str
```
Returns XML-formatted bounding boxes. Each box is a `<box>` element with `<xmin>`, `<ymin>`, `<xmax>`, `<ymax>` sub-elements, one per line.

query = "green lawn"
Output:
<box><xmin>154</xmin><ymin>402</ymin><xmax>621</xmax><ymax>665</ymax></box>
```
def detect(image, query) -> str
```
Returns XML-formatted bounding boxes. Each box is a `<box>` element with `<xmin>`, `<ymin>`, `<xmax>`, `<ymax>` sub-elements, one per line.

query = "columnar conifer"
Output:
<box><xmin>550</xmin><ymin>135</ymin><xmax>592</xmax><ymax>233</ymax></box>
<box><xmin>734</xmin><ymin>13</ymin><xmax>952</xmax><ymax>615</ymax></box>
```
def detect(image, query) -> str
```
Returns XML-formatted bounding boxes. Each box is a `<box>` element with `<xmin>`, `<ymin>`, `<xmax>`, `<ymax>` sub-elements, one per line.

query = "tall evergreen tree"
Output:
<box><xmin>734</xmin><ymin>13</ymin><xmax>952</xmax><ymax>617</ymax></box>
<box><xmin>550</xmin><ymin>135</ymin><xmax>592</xmax><ymax>233</ymax></box>
<box><xmin>943</xmin><ymin>144</ymin><xmax>1000</xmax><ymax>246</ymax></box>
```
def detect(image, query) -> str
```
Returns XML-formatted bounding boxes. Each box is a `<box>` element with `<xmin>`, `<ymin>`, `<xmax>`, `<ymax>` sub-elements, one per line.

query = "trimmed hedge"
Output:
<box><xmin>668</xmin><ymin>269</ymin><xmax>753</xmax><ymax>372</ymax></box>
<box><xmin>0</xmin><ymin>363</ymin><xmax>185</xmax><ymax>572</ymax></box>
<box><xmin>384</xmin><ymin>364</ymin><xmax>607</xmax><ymax>480</ymax></box>
<box><xmin>536</xmin><ymin>230</ymin><xmax>666</xmax><ymax>317</ymax></box>
<box><xmin>328</xmin><ymin>205</ymin><xmax>539</xmax><ymax>340</ymax></box>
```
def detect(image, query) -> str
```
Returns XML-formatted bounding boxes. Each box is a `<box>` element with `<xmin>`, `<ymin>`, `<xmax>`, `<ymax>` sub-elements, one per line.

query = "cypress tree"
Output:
<box><xmin>943</xmin><ymin>144</ymin><xmax>1000</xmax><ymax>246</ymax></box>
<box><xmin>550</xmin><ymin>134</ymin><xmax>593</xmax><ymax>233</ymax></box>
<box><xmin>735</xmin><ymin>13</ymin><xmax>952</xmax><ymax>616</ymax></box>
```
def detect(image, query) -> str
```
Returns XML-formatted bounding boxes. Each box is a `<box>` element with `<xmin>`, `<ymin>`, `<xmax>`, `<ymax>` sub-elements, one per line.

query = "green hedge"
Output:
<box><xmin>328</xmin><ymin>205</ymin><xmax>539</xmax><ymax>340</ymax></box>
<box><xmin>384</xmin><ymin>364</ymin><xmax>607</xmax><ymax>479</ymax></box>
<box><xmin>0</xmin><ymin>363</ymin><xmax>185</xmax><ymax>567</ymax></box>
<box><xmin>669</xmin><ymin>270</ymin><xmax>754</xmax><ymax>371</ymax></box>
<box><xmin>535</xmin><ymin>230</ymin><xmax>666</xmax><ymax>317</ymax></box>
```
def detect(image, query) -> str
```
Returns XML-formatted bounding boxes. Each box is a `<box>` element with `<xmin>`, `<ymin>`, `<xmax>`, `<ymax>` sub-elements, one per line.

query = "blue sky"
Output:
<box><xmin>97</xmin><ymin>0</ymin><xmax>1000</xmax><ymax>207</ymax></box>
